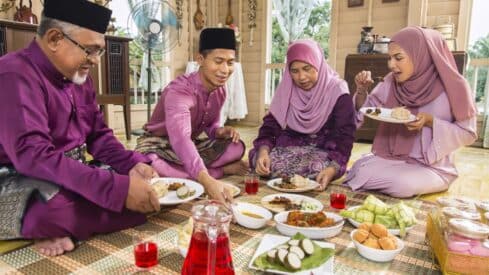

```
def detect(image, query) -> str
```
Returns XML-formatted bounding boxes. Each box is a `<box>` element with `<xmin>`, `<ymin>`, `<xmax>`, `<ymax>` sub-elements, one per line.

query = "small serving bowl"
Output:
<box><xmin>232</xmin><ymin>202</ymin><xmax>272</xmax><ymax>229</ymax></box>
<box><xmin>274</xmin><ymin>211</ymin><xmax>344</xmax><ymax>239</ymax></box>
<box><xmin>350</xmin><ymin>229</ymin><xmax>404</xmax><ymax>262</ymax></box>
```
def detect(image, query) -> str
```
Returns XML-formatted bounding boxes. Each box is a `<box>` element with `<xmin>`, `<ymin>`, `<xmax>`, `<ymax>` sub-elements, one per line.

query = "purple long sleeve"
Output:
<box><xmin>250</xmin><ymin>94</ymin><xmax>355</xmax><ymax>178</ymax></box>
<box><xmin>0</xmin><ymin>41</ymin><xmax>147</xmax><ymax>212</ymax></box>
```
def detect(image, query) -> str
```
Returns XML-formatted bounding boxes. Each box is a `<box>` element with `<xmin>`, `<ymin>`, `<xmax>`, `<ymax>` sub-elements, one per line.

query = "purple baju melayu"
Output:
<box><xmin>0</xmin><ymin>41</ymin><xmax>147</xmax><ymax>240</ymax></box>
<box><xmin>140</xmin><ymin>72</ymin><xmax>245</xmax><ymax>180</ymax></box>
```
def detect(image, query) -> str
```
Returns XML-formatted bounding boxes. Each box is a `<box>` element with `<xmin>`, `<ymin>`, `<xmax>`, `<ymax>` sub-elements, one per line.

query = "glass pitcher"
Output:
<box><xmin>181</xmin><ymin>200</ymin><xmax>235</xmax><ymax>275</ymax></box>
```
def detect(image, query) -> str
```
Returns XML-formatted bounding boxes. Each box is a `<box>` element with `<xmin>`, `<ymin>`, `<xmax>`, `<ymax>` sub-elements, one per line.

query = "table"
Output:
<box><xmin>0</xmin><ymin>177</ymin><xmax>441</xmax><ymax>274</ymax></box>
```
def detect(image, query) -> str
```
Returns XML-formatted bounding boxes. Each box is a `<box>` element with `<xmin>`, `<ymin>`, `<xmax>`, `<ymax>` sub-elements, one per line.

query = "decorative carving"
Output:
<box><xmin>248</xmin><ymin>0</ymin><xmax>256</xmax><ymax>46</ymax></box>
<box><xmin>0</xmin><ymin>0</ymin><xmax>16</xmax><ymax>13</ymax></box>
<box><xmin>193</xmin><ymin>0</ymin><xmax>204</xmax><ymax>30</ymax></box>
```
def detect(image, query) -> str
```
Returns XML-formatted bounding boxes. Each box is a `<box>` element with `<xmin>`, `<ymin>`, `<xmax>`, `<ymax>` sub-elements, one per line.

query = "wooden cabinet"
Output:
<box><xmin>344</xmin><ymin>52</ymin><xmax>467</xmax><ymax>142</ymax></box>
<box><xmin>0</xmin><ymin>19</ymin><xmax>132</xmax><ymax>140</ymax></box>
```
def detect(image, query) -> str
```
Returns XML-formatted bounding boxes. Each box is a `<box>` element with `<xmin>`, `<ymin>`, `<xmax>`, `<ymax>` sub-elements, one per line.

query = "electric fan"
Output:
<box><xmin>127</xmin><ymin>0</ymin><xmax>181</xmax><ymax>121</ymax></box>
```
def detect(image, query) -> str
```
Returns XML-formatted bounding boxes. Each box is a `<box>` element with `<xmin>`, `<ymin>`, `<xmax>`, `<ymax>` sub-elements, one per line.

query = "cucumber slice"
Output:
<box><xmin>276</xmin><ymin>244</ymin><xmax>289</xmax><ymax>250</ymax></box>
<box><xmin>288</xmin><ymin>245</ymin><xmax>305</xmax><ymax>259</ymax></box>
<box><xmin>284</xmin><ymin>252</ymin><xmax>302</xmax><ymax>270</ymax></box>
<box><xmin>266</xmin><ymin>249</ymin><xmax>277</xmax><ymax>263</ymax></box>
<box><xmin>288</xmin><ymin>239</ymin><xmax>300</xmax><ymax>246</ymax></box>
<box><xmin>277</xmin><ymin>248</ymin><xmax>288</xmax><ymax>264</ymax></box>
<box><xmin>176</xmin><ymin>186</ymin><xmax>190</xmax><ymax>199</ymax></box>
<box><xmin>300</xmin><ymin>238</ymin><xmax>314</xmax><ymax>256</ymax></box>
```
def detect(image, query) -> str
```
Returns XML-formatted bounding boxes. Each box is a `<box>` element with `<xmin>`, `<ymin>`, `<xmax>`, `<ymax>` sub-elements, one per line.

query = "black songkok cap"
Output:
<box><xmin>199</xmin><ymin>28</ymin><xmax>236</xmax><ymax>53</ymax></box>
<box><xmin>43</xmin><ymin>0</ymin><xmax>112</xmax><ymax>34</ymax></box>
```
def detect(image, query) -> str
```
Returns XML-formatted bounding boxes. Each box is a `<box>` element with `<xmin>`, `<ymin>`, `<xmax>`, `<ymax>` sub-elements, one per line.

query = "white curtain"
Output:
<box><xmin>272</xmin><ymin>0</ymin><xmax>316</xmax><ymax>43</ymax></box>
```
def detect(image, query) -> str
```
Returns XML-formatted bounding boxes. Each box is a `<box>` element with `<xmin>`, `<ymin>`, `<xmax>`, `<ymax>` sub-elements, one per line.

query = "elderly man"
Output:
<box><xmin>135</xmin><ymin>28</ymin><xmax>248</xmax><ymax>204</ymax></box>
<box><xmin>0</xmin><ymin>0</ymin><xmax>160</xmax><ymax>256</ymax></box>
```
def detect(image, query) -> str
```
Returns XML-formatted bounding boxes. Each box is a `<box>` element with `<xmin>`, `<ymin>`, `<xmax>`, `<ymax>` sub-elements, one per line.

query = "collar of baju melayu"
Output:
<box><xmin>192</xmin><ymin>70</ymin><xmax>223</xmax><ymax>96</ymax></box>
<box><xmin>25</xmin><ymin>40</ymin><xmax>74</xmax><ymax>89</ymax></box>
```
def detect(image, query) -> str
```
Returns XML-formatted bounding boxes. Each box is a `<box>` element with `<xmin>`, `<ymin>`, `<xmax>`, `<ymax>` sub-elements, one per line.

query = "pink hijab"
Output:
<box><xmin>269</xmin><ymin>39</ymin><xmax>347</xmax><ymax>134</ymax></box>
<box><xmin>373</xmin><ymin>26</ymin><xmax>476</xmax><ymax>160</ymax></box>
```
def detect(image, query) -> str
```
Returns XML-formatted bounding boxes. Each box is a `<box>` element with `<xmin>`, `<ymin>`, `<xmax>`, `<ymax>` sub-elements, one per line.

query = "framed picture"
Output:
<box><xmin>348</xmin><ymin>0</ymin><xmax>364</xmax><ymax>8</ymax></box>
<box><xmin>382</xmin><ymin>0</ymin><xmax>400</xmax><ymax>2</ymax></box>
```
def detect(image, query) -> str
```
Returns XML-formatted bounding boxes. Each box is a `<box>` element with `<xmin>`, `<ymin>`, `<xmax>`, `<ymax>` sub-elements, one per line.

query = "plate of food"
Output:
<box><xmin>274</xmin><ymin>210</ymin><xmax>344</xmax><ymax>239</ymax></box>
<box><xmin>261</xmin><ymin>194</ymin><xmax>323</xmax><ymax>213</ymax></box>
<box><xmin>360</xmin><ymin>107</ymin><xmax>416</xmax><ymax>124</ymax></box>
<box><xmin>267</xmin><ymin>174</ymin><xmax>319</xmax><ymax>193</ymax></box>
<box><xmin>150</xmin><ymin>177</ymin><xmax>204</xmax><ymax>205</ymax></box>
<box><xmin>249</xmin><ymin>233</ymin><xmax>335</xmax><ymax>274</ymax></box>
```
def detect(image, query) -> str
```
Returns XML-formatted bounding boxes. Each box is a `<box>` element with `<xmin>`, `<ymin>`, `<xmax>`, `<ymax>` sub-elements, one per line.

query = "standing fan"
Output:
<box><xmin>128</xmin><ymin>0</ymin><xmax>181</xmax><ymax>121</ymax></box>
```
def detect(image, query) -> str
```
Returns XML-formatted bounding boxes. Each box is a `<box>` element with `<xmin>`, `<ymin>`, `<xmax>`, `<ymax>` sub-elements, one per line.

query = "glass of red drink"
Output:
<box><xmin>244</xmin><ymin>173</ymin><xmax>259</xmax><ymax>195</ymax></box>
<box><xmin>330</xmin><ymin>193</ymin><xmax>347</xmax><ymax>209</ymax></box>
<box><xmin>133</xmin><ymin>231</ymin><xmax>159</xmax><ymax>268</ymax></box>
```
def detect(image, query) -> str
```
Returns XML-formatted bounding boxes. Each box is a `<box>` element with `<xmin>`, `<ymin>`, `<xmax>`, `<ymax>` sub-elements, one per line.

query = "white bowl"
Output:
<box><xmin>232</xmin><ymin>202</ymin><xmax>272</xmax><ymax>229</ymax></box>
<box><xmin>274</xmin><ymin>211</ymin><xmax>344</xmax><ymax>239</ymax></box>
<box><xmin>350</xmin><ymin>229</ymin><xmax>404</xmax><ymax>262</ymax></box>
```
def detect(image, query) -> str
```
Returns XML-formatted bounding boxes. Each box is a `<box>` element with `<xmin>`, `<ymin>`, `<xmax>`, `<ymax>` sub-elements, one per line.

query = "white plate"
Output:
<box><xmin>346</xmin><ymin>206</ymin><xmax>414</xmax><ymax>236</ymax></box>
<box><xmin>150</xmin><ymin>177</ymin><xmax>204</xmax><ymax>205</ymax></box>
<box><xmin>274</xmin><ymin>211</ymin><xmax>344</xmax><ymax>239</ymax></box>
<box><xmin>360</xmin><ymin>107</ymin><xmax>416</xmax><ymax>124</ymax></box>
<box><xmin>249</xmin><ymin>234</ymin><xmax>334</xmax><ymax>274</ymax></box>
<box><xmin>266</xmin><ymin>178</ymin><xmax>319</xmax><ymax>193</ymax></box>
<box><xmin>261</xmin><ymin>193</ymin><xmax>323</xmax><ymax>213</ymax></box>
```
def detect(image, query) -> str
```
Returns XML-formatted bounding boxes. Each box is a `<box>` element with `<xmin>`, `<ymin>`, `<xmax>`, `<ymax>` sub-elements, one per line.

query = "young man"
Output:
<box><xmin>0</xmin><ymin>0</ymin><xmax>160</xmax><ymax>256</ymax></box>
<box><xmin>136</xmin><ymin>28</ymin><xmax>248</xmax><ymax>204</ymax></box>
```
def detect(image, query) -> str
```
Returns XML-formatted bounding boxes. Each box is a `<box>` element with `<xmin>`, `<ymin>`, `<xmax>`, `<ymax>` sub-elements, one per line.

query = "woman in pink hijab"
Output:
<box><xmin>249</xmin><ymin>39</ymin><xmax>356</xmax><ymax>190</ymax></box>
<box><xmin>345</xmin><ymin>26</ymin><xmax>477</xmax><ymax>198</ymax></box>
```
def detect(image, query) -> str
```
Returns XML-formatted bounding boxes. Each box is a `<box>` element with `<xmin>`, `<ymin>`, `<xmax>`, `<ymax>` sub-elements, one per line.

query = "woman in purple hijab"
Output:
<box><xmin>249</xmin><ymin>39</ymin><xmax>356</xmax><ymax>190</ymax></box>
<box><xmin>345</xmin><ymin>26</ymin><xmax>477</xmax><ymax>198</ymax></box>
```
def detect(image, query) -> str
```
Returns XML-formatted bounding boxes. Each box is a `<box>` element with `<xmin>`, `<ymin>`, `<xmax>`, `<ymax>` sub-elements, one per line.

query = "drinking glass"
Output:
<box><xmin>133</xmin><ymin>231</ymin><xmax>159</xmax><ymax>268</ymax></box>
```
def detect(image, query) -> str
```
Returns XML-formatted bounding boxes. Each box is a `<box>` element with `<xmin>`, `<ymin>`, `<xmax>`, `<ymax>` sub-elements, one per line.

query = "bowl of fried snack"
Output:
<box><xmin>350</xmin><ymin>223</ymin><xmax>404</xmax><ymax>262</ymax></box>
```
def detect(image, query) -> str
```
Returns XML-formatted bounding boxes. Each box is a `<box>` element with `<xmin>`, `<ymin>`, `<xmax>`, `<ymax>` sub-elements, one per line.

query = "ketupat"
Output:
<box><xmin>363</xmin><ymin>195</ymin><xmax>390</xmax><ymax>215</ymax></box>
<box><xmin>340</xmin><ymin>208</ymin><xmax>375</xmax><ymax>223</ymax></box>
<box><xmin>391</xmin><ymin>201</ymin><xmax>417</xmax><ymax>237</ymax></box>
<box><xmin>374</xmin><ymin>215</ymin><xmax>398</xmax><ymax>229</ymax></box>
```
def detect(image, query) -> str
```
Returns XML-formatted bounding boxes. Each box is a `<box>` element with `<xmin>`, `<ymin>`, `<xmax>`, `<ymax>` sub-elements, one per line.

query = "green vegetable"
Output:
<box><xmin>363</xmin><ymin>195</ymin><xmax>390</xmax><ymax>215</ymax></box>
<box><xmin>340</xmin><ymin>208</ymin><xmax>375</xmax><ymax>223</ymax></box>
<box><xmin>374</xmin><ymin>214</ymin><xmax>398</xmax><ymax>229</ymax></box>
<box><xmin>253</xmin><ymin>233</ymin><xmax>334</xmax><ymax>272</ymax></box>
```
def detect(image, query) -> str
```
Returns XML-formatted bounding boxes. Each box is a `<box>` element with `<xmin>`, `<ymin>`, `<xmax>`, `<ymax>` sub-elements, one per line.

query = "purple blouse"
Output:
<box><xmin>250</xmin><ymin>94</ymin><xmax>356</xmax><ymax>178</ymax></box>
<box><xmin>0</xmin><ymin>41</ymin><xmax>148</xmax><ymax>212</ymax></box>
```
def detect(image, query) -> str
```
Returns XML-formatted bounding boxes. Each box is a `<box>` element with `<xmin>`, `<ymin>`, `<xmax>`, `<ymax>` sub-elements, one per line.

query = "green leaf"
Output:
<box><xmin>253</xmin><ymin>233</ymin><xmax>335</xmax><ymax>273</ymax></box>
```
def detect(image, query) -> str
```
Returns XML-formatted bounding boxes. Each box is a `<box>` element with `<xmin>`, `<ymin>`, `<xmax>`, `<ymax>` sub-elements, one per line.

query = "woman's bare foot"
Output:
<box><xmin>35</xmin><ymin>237</ymin><xmax>75</xmax><ymax>256</ymax></box>
<box><xmin>223</xmin><ymin>160</ymin><xmax>249</xmax><ymax>176</ymax></box>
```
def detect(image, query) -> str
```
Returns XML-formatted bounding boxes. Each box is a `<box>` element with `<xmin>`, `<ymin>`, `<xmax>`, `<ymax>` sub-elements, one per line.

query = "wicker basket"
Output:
<box><xmin>426</xmin><ymin>211</ymin><xmax>489</xmax><ymax>275</ymax></box>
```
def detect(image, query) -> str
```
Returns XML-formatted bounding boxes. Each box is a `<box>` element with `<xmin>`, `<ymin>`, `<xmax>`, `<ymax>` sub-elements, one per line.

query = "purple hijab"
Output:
<box><xmin>269</xmin><ymin>39</ymin><xmax>347</xmax><ymax>134</ymax></box>
<box><xmin>373</xmin><ymin>26</ymin><xmax>477</xmax><ymax>160</ymax></box>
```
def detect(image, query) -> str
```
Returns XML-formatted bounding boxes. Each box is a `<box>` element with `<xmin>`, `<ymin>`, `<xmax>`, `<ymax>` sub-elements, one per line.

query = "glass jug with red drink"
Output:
<box><xmin>181</xmin><ymin>200</ymin><xmax>235</xmax><ymax>275</ymax></box>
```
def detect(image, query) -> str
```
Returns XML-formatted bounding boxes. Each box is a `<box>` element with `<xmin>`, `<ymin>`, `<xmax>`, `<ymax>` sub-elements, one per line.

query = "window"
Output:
<box><xmin>264</xmin><ymin>0</ymin><xmax>331</xmax><ymax>105</ymax></box>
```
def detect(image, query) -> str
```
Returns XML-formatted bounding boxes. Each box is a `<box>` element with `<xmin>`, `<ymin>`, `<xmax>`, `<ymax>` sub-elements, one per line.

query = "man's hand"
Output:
<box><xmin>405</xmin><ymin>112</ymin><xmax>433</xmax><ymax>131</ymax></box>
<box><xmin>129</xmin><ymin>163</ymin><xmax>159</xmax><ymax>181</ymax></box>
<box><xmin>215</xmin><ymin>126</ymin><xmax>240</xmax><ymax>143</ymax></box>
<box><xmin>315</xmin><ymin>167</ymin><xmax>336</xmax><ymax>191</ymax></box>
<box><xmin>126</xmin><ymin>163</ymin><xmax>160</xmax><ymax>213</ymax></box>
<box><xmin>255</xmin><ymin>148</ymin><xmax>271</xmax><ymax>176</ymax></box>
<box><xmin>198</xmin><ymin>171</ymin><xmax>234</xmax><ymax>206</ymax></box>
<box><xmin>125</xmin><ymin>173</ymin><xmax>160</xmax><ymax>213</ymax></box>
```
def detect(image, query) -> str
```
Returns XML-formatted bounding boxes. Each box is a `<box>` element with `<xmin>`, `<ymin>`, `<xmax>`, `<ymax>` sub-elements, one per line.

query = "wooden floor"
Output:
<box><xmin>121</xmin><ymin>124</ymin><xmax>489</xmax><ymax>202</ymax></box>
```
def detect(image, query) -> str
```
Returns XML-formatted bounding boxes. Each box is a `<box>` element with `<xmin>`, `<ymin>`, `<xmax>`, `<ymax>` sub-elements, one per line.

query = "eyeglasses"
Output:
<box><xmin>61</xmin><ymin>32</ymin><xmax>105</xmax><ymax>59</ymax></box>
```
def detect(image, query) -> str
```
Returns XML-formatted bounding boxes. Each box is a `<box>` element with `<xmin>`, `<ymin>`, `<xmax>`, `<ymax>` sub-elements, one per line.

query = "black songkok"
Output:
<box><xmin>199</xmin><ymin>28</ymin><xmax>236</xmax><ymax>53</ymax></box>
<box><xmin>43</xmin><ymin>0</ymin><xmax>112</xmax><ymax>34</ymax></box>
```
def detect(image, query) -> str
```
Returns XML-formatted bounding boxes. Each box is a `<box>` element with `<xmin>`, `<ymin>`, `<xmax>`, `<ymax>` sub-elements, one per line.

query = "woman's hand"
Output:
<box><xmin>215</xmin><ymin>126</ymin><xmax>240</xmax><ymax>143</ymax></box>
<box><xmin>315</xmin><ymin>167</ymin><xmax>336</xmax><ymax>191</ymax></box>
<box><xmin>255</xmin><ymin>148</ymin><xmax>271</xmax><ymax>176</ymax></box>
<box><xmin>198</xmin><ymin>171</ymin><xmax>234</xmax><ymax>206</ymax></box>
<box><xmin>405</xmin><ymin>112</ymin><xmax>433</xmax><ymax>131</ymax></box>
<box><xmin>354</xmin><ymin>70</ymin><xmax>374</xmax><ymax>94</ymax></box>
